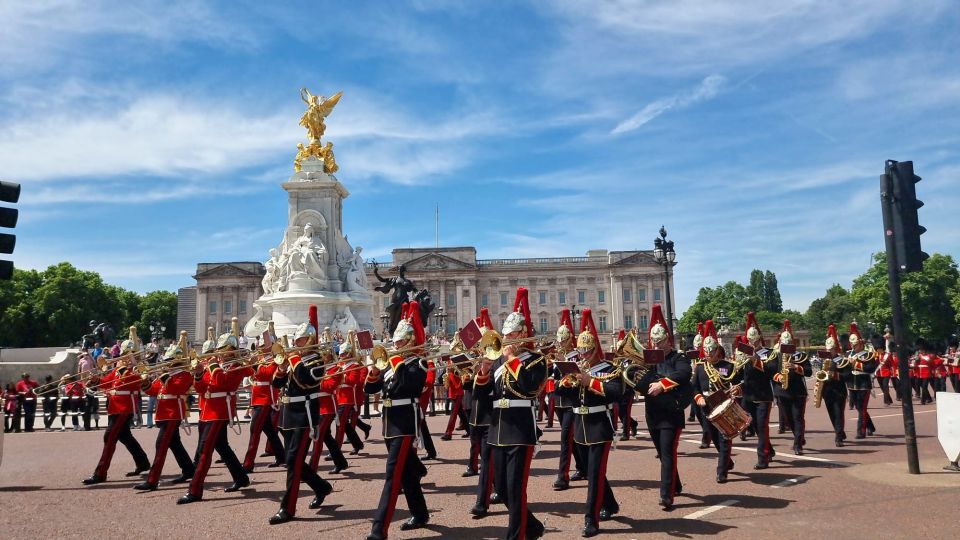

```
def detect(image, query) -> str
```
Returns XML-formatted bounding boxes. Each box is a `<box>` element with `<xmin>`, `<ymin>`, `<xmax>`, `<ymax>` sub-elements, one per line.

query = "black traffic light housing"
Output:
<box><xmin>0</xmin><ymin>180</ymin><xmax>19</xmax><ymax>280</ymax></box>
<box><xmin>884</xmin><ymin>160</ymin><xmax>928</xmax><ymax>273</ymax></box>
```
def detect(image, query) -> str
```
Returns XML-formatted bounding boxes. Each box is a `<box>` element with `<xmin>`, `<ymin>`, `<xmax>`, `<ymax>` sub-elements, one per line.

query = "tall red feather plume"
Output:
<box><xmin>406</xmin><ymin>301</ymin><xmax>425</xmax><ymax>346</ymax></box>
<box><xmin>848</xmin><ymin>322</ymin><xmax>863</xmax><ymax>350</ymax></box>
<box><xmin>513</xmin><ymin>287</ymin><xmax>534</xmax><ymax>337</ymax></box>
<box><xmin>559</xmin><ymin>308</ymin><xmax>574</xmax><ymax>333</ymax></box>
<box><xmin>782</xmin><ymin>319</ymin><xmax>794</xmax><ymax>342</ymax></box>
<box><xmin>827</xmin><ymin>324</ymin><xmax>841</xmax><ymax>353</ymax></box>
<box><xmin>647</xmin><ymin>303</ymin><xmax>673</xmax><ymax>348</ymax></box>
<box><xmin>476</xmin><ymin>307</ymin><xmax>494</xmax><ymax>331</ymax></box>
<box><xmin>580</xmin><ymin>308</ymin><xmax>601</xmax><ymax>360</ymax></box>
<box><xmin>744</xmin><ymin>311</ymin><xmax>765</xmax><ymax>346</ymax></box>
<box><xmin>701</xmin><ymin>319</ymin><xmax>723</xmax><ymax>358</ymax></box>
<box><xmin>308</xmin><ymin>305</ymin><xmax>319</xmax><ymax>336</ymax></box>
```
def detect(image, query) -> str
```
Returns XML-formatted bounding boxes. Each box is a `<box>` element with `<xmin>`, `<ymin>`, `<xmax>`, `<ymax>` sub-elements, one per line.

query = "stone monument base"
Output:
<box><xmin>245</xmin><ymin>290</ymin><xmax>374</xmax><ymax>339</ymax></box>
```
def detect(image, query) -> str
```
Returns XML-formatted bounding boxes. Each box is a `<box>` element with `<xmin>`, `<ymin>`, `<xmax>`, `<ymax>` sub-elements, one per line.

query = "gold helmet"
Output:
<box><xmin>121</xmin><ymin>326</ymin><xmax>140</xmax><ymax>354</ymax></box>
<box><xmin>576</xmin><ymin>330</ymin><xmax>596</xmax><ymax>353</ymax></box>
<box><xmin>294</xmin><ymin>322</ymin><xmax>318</xmax><ymax>345</ymax></box>
<box><xmin>556</xmin><ymin>325</ymin><xmax>572</xmax><ymax>344</ymax></box>
<box><xmin>201</xmin><ymin>327</ymin><xmax>216</xmax><ymax>354</ymax></box>
<box><xmin>502</xmin><ymin>311</ymin><xmax>526</xmax><ymax>336</ymax></box>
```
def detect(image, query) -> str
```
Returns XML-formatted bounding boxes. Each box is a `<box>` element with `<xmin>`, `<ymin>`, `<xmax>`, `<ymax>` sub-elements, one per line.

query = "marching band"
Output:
<box><xmin>17</xmin><ymin>287</ymin><xmax>947</xmax><ymax>539</ymax></box>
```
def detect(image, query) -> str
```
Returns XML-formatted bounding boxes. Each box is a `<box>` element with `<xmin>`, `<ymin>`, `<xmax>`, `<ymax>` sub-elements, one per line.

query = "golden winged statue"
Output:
<box><xmin>295</xmin><ymin>88</ymin><xmax>343</xmax><ymax>173</ymax></box>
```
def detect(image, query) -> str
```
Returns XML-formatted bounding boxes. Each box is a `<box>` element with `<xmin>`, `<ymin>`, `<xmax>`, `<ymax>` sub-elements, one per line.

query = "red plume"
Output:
<box><xmin>559</xmin><ymin>308</ymin><xmax>574</xmax><ymax>333</ymax></box>
<box><xmin>647</xmin><ymin>303</ymin><xmax>673</xmax><ymax>348</ymax></box>
<box><xmin>513</xmin><ymin>287</ymin><xmax>534</xmax><ymax>337</ymax></box>
<box><xmin>848</xmin><ymin>322</ymin><xmax>863</xmax><ymax>350</ymax></box>
<box><xmin>827</xmin><ymin>324</ymin><xmax>841</xmax><ymax>353</ymax></box>
<box><xmin>744</xmin><ymin>311</ymin><xmax>765</xmax><ymax>346</ymax></box>
<box><xmin>617</xmin><ymin>329</ymin><xmax>626</xmax><ymax>341</ymax></box>
<box><xmin>308</xmin><ymin>305</ymin><xmax>319</xmax><ymax>336</ymax></box>
<box><xmin>782</xmin><ymin>319</ymin><xmax>794</xmax><ymax>342</ymax></box>
<box><xmin>406</xmin><ymin>301</ymin><xmax>425</xmax><ymax>346</ymax></box>
<box><xmin>580</xmin><ymin>308</ymin><xmax>601</xmax><ymax>361</ymax></box>
<box><xmin>696</xmin><ymin>321</ymin><xmax>704</xmax><ymax>338</ymax></box>
<box><xmin>476</xmin><ymin>307</ymin><xmax>494</xmax><ymax>331</ymax></box>
<box><xmin>701</xmin><ymin>319</ymin><xmax>723</xmax><ymax>358</ymax></box>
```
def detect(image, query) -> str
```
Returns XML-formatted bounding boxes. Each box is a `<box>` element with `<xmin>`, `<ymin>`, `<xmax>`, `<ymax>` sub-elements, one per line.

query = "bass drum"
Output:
<box><xmin>707</xmin><ymin>398</ymin><xmax>752</xmax><ymax>440</ymax></box>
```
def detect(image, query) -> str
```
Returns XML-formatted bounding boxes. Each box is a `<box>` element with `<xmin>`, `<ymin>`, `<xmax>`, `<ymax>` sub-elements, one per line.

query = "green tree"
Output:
<box><xmin>745</xmin><ymin>269</ymin><xmax>766</xmax><ymax>312</ymax></box>
<box><xmin>764</xmin><ymin>270</ymin><xmax>783</xmax><ymax>312</ymax></box>
<box><xmin>850</xmin><ymin>252</ymin><xmax>960</xmax><ymax>342</ymax></box>
<box><xmin>135</xmin><ymin>290</ymin><xmax>178</xmax><ymax>342</ymax></box>
<box><xmin>803</xmin><ymin>284</ymin><xmax>862</xmax><ymax>339</ymax></box>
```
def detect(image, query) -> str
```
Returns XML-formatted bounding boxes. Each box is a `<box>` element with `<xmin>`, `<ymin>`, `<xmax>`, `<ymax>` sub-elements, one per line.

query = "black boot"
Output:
<box><xmin>133</xmin><ymin>481</ymin><xmax>158</xmax><ymax>491</ymax></box>
<box><xmin>177</xmin><ymin>493</ymin><xmax>202</xmax><ymax>504</ymax></box>
<box><xmin>269</xmin><ymin>509</ymin><xmax>292</xmax><ymax>525</ymax></box>
<box><xmin>469</xmin><ymin>503</ymin><xmax>488</xmax><ymax>517</ymax></box>
<box><xmin>582</xmin><ymin>520</ymin><xmax>600</xmax><ymax>538</ymax></box>
<box><xmin>309</xmin><ymin>483</ymin><xmax>333</xmax><ymax>509</ymax></box>
<box><xmin>82</xmin><ymin>474</ymin><xmax>105</xmax><ymax>485</ymax></box>
<box><xmin>400</xmin><ymin>515</ymin><xmax>429</xmax><ymax>531</ymax></box>
<box><xmin>169</xmin><ymin>472</ymin><xmax>193</xmax><ymax>484</ymax></box>
<box><xmin>223</xmin><ymin>476</ymin><xmax>250</xmax><ymax>492</ymax></box>
<box><xmin>552</xmin><ymin>476</ymin><xmax>569</xmax><ymax>491</ymax></box>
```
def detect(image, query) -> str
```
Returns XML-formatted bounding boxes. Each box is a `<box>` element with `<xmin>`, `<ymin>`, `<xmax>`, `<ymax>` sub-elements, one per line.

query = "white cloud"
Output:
<box><xmin>612</xmin><ymin>75</ymin><xmax>726</xmax><ymax>134</ymax></box>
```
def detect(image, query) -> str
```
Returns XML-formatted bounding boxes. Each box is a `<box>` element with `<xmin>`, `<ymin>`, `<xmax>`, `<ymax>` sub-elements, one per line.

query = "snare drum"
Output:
<box><xmin>707</xmin><ymin>398</ymin><xmax>752</xmax><ymax>440</ymax></box>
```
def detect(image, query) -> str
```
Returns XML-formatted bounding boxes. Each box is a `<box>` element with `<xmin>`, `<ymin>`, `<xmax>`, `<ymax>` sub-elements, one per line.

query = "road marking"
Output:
<box><xmin>870</xmin><ymin>409</ymin><xmax>936</xmax><ymax>419</ymax></box>
<box><xmin>683</xmin><ymin>499</ymin><xmax>738</xmax><ymax>520</ymax></box>
<box><xmin>679</xmin><ymin>437</ymin><xmax>840</xmax><ymax>464</ymax></box>
<box><xmin>771</xmin><ymin>475</ymin><xmax>813</xmax><ymax>488</ymax></box>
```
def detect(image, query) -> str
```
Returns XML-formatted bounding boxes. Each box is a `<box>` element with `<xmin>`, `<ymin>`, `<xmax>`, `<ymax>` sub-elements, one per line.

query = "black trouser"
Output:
<box><xmin>281</xmin><ymin>427</ymin><xmax>332</xmax><ymax>516</ymax></box>
<box><xmin>619</xmin><ymin>396</ymin><xmax>638</xmax><ymax>439</ymax></box>
<box><xmin>492</xmin><ymin>445</ymin><xmax>542</xmax><ymax>540</ymax></box>
<box><xmin>951</xmin><ymin>373</ymin><xmax>960</xmax><ymax>393</ymax></box>
<box><xmin>93</xmin><ymin>413</ymin><xmax>150</xmax><ymax>478</ymax></box>
<box><xmin>824</xmin><ymin>392</ymin><xmax>846</xmax><ymax>440</ymax></box>
<box><xmin>557</xmin><ymin>407</ymin><xmax>585</xmax><ymax>480</ymax></box>
<box><xmin>189</xmin><ymin>420</ymin><xmax>248</xmax><ymax>497</ymax></box>
<box><xmin>21</xmin><ymin>398</ymin><xmax>36</xmax><ymax>431</ymax></box>
<box><xmin>848</xmin><ymin>388</ymin><xmax>857</xmax><ymax>409</ymax></box>
<box><xmin>580</xmin><ymin>441</ymin><xmax>617</xmax><ymax>526</ymax></box>
<box><xmin>892</xmin><ymin>377</ymin><xmax>903</xmax><ymax>401</ymax></box>
<box><xmin>703</xmin><ymin>417</ymin><xmax>733</xmax><ymax>475</ymax></box>
<box><xmin>694</xmin><ymin>404</ymin><xmax>711</xmax><ymax>445</ymax></box>
<box><xmin>147</xmin><ymin>420</ymin><xmax>194</xmax><ymax>484</ymax></box>
<box><xmin>419</xmin><ymin>415</ymin><xmax>436</xmax><ymax>456</ymax></box>
<box><xmin>649</xmin><ymin>427</ymin><xmax>683</xmax><ymax>503</ymax></box>
<box><xmin>780</xmin><ymin>396</ymin><xmax>806</xmax><ymax>450</ymax></box>
<box><xmin>370</xmin><ymin>435</ymin><xmax>428</xmax><ymax>539</ymax></box>
<box><xmin>471</xmin><ymin>425</ymin><xmax>494</xmax><ymax>505</ymax></box>
<box><xmin>776</xmin><ymin>397</ymin><xmax>790</xmax><ymax>432</ymax></box>
<box><xmin>336</xmin><ymin>404</ymin><xmax>364</xmax><ymax>451</ymax></box>
<box><xmin>877</xmin><ymin>376</ymin><xmax>894</xmax><ymax>405</ymax></box>
<box><xmin>919</xmin><ymin>378</ymin><xmax>935</xmax><ymax>403</ymax></box>
<box><xmin>83</xmin><ymin>395</ymin><xmax>98</xmax><ymax>429</ymax></box>
<box><xmin>744</xmin><ymin>401</ymin><xmax>773</xmax><ymax>464</ymax></box>
<box><xmin>243</xmin><ymin>405</ymin><xmax>283</xmax><ymax>469</ymax></box>
<box><xmin>850</xmin><ymin>390</ymin><xmax>875</xmax><ymax>437</ymax></box>
<box><xmin>42</xmin><ymin>398</ymin><xmax>58</xmax><ymax>429</ymax></box>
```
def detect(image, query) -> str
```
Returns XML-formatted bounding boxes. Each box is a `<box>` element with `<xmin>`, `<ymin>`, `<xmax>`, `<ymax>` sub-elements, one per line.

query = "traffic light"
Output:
<box><xmin>884</xmin><ymin>160</ymin><xmax>928</xmax><ymax>273</ymax></box>
<box><xmin>0</xmin><ymin>180</ymin><xmax>19</xmax><ymax>280</ymax></box>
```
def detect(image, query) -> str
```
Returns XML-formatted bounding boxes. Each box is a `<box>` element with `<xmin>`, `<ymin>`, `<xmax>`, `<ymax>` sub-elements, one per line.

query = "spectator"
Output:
<box><xmin>92</xmin><ymin>342</ymin><xmax>103</xmax><ymax>360</ymax></box>
<box><xmin>15</xmin><ymin>372</ymin><xmax>39</xmax><ymax>432</ymax></box>
<box><xmin>77</xmin><ymin>352</ymin><xmax>94</xmax><ymax>374</ymax></box>
<box><xmin>42</xmin><ymin>375</ymin><xmax>59</xmax><ymax>432</ymax></box>
<box><xmin>110</xmin><ymin>339</ymin><xmax>121</xmax><ymax>358</ymax></box>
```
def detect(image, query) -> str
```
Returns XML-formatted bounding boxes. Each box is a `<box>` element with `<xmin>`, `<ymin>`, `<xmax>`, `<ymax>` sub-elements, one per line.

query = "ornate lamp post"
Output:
<box><xmin>379</xmin><ymin>311</ymin><xmax>390</xmax><ymax>340</ymax></box>
<box><xmin>653</xmin><ymin>226</ymin><xmax>677</xmax><ymax>334</ymax></box>
<box><xmin>434</xmin><ymin>307</ymin><xmax>448</xmax><ymax>338</ymax></box>
<box><xmin>717</xmin><ymin>310</ymin><xmax>730</xmax><ymax>332</ymax></box>
<box><xmin>149</xmin><ymin>322</ymin><xmax>166</xmax><ymax>342</ymax></box>
<box><xmin>570</xmin><ymin>305</ymin><xmax>582</xmax><ymax>329</ymax></box>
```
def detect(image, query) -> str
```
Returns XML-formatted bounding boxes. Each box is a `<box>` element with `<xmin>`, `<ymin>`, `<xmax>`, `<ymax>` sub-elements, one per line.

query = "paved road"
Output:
<box><xmin>1</xmin><ymin>393</ymin><xmax>957</xmax><ymax>539</ymax></box>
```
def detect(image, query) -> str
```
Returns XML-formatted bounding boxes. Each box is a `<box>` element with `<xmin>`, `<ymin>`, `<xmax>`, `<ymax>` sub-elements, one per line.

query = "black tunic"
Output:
<box><xmin>741</xmin><ymin>347</ymin><xmax>778</xmax><ymax>403</ymax></box>
<box><xmin>635</xmin><ymin>350</ymin><xmax>693</xmax><ymax>430</ymax></box>
<box><xmin>474</xmin><ymin>352</ymin><xmax>548</xmax><ymax>446</ymax></box>
<box><xmin>692</xmin><ymin>358</ymin><xmax>743</xmax><ymax>409</ymax></box>
<box><xmin>772</xmin><ymin>352</ymin><xmax>813</xmax><ymax>398</ymax></box>
<box><xmin>554</xmin><ymin>361</ymin><xmax>623</xmax><ymax>445</ymax></box>
<box><xmin>843</xmin><ymin>351</ymin><xmax>877</xmax><ymax>391</ymax></box>
<box><xmin>273</xmin><ymin>353</ymin><xmax>323</xmax><ymax>430</ymax></box>
<box><xmin>364</xmin><ymin>355</ymin><xmax>427</xmax><ymax>439</ymax></box>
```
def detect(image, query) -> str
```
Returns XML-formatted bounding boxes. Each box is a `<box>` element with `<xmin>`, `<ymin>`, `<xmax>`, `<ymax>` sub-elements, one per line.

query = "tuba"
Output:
<box><xmin>618</xmin><ymin>330</ymin><xmax>652</xmax><ymax>389</ymax></box>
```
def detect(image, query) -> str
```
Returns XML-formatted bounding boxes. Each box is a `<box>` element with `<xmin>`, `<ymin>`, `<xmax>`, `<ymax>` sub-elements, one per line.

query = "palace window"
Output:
<box><xmin>598</xmin><ymin>290</ymin><xmax>605</xmax><ymax>304</ymax></box>
<box><xmin>624</xmin><ymin>315</ymin><xmax>633</xmax><ymax>329</ymax></box>
<box><xmin>640</xmin><ymin>314</ymin><xmax>649</xmax><ymax>329</ymax></box>
<box><xmin>598</xmin><ymin>316</ymin><xmax>608</xmax><ymax>332</ymax></box>
<box><xmin>447</xmin><ymin>293</ymin><xmax>456</xmax><ymax>307</ymax></box>
<box><xmin>500</xmin><ymin>292</ymin><xmax>508</xmax><ymax>306</ymax></box>
<box><xmin>558</xmin><ymin>291</ymin><xmax>566</xmax><ymax>305</ymax></box>
<box><xmin>209</xmin><ymin>301</ymin><xmax>217</xmax><ymax>315</ymax></box>
<box><xmin>577</xmin><ymin>290</ymin><xmax>586</xmax><ymax>304</ymax></box>
<box><xmin>239</xmin><ymin>300</ymin><xmax>247</xmax><ymax>314</ymax></box>
<box><xmin>623</xmin><ymin>288</ymin><xmax>631</xmax><ymax>302</ymax></box>
<box><xmin>540</xmin><ymin>318</ymin><xmax>548</xmax><ymax>334</ymax></box>
<box><xmin>224</xmin><ymin>300</ymin><xmax>232</xmax><ymax>315</ymax></box>
<box><xmin>638</xmin><ymin>288</ymin><xmax>646</xmax><ymax>302</ymax></box>
<box><xmin>539</xmin><ymin>291</ymin><xmax>547</xmax><ymax>305</ymax></box>
<box><xmin>654</xmin><ymin>288</ymin><xmax>662</xmax><ymax>301</ymax></box>
<box><xmin>481</xmin><ymin>293</ymin><xmax>488</xmax><ymax>307</ymax></box>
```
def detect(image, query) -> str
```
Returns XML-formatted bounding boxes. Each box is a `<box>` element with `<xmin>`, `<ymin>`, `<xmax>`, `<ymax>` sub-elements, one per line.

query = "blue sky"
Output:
<box><xmin>3</xmin><ymin>0</ymin><xmax>959</xmax><ymax>314</ymax></box>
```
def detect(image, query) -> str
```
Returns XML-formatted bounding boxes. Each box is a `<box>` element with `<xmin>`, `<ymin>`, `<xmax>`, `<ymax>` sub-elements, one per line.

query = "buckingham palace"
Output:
<box><xmin>364</xmin><ymin>247</ymin><xmax>673</xmax><ymax>346</ymax></box>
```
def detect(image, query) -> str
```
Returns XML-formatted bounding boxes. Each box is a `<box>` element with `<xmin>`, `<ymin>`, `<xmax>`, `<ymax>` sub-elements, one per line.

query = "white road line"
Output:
<box><xmin>683</xmin><ymin>499</ymin><xmax>739</xmax><ymax>520</ymax></box>
<box><xmin>771</xmin><ymin>475</ymin><xmax>813</xmax><ymax>488</ymax></box>
<box><xmin>679</xmin><ymin>437</ymin><xmax>839</xmax><ymax>463</ymax></box>
<box><xmin>870</xmin><ymin>409</ymin><xmax>936</xmax><ymax>419</ymax></box>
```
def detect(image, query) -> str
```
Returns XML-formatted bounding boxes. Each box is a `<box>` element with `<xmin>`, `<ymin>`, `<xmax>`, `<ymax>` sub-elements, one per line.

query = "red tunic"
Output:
<box><xmin>319</xmin><ymin>364</ymin><xmax>340</xmax><ymax>414</ymax></box>
<box><xmin>353</xmin><ymin>364</ymin><xmax>368</xmax><ymax>405</ymax></box>
<box><xmin>916</xmin><ymin>353</ymin><xmax>935</xmax><ymax>379</ymax></box>
<box><xmin>419</xmin><ymin>359</ymin><xmax>436</xmax><ymax>410</ymax></box>
<box><xmin>948</xmin><ymin>347</ymin><xmax>960</xmax><ymax>375</ymax></box>
<box><xmin>248</xmin><ymin>363</ymin><xmax>280</xmax><ymax>407</ymax></box>
<box><xmin>100</xmin><ymin>368</ymin><xmax>142</xmax><ymax>415</ymax></box>
<box><xmin>335</xmin><ymin>360</ymin><xmax>364</xmax><ymax>406</ymax></box>
<box><xmin>144</xmin><ymin>370</ymin><xmax>193</xmax><ymax>421</ymax></box>
<box><xmin>195</xmin><ymin>364</ymin><xmax>251</xmax><ymax>421</ymax></box>
<box><xmin>446</xmin><ymin>366</ymin><xmax>463</xmax><ymax>399</ymax></box>
<box><xmin>878</xmin><ymin>352</ymin><xmax>895</xmax><ymax>377</ymax></box>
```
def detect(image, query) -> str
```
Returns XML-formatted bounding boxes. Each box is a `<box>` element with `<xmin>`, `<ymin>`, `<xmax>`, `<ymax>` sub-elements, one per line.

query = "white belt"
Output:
<box><xmin>22</xmin><ymin>397</ymin><xmax>36</xmax><ymax>401</ymax></box>
<box><xmin>282</xmin><ymin>392</ymin><xmax>322</xmax><ymax>404</ymax></box>
<box><xmin>158</xmin><ymin>394</ymin><xmax>185</xmax><ymax>400</ymax></box>
<box><xmin>337</xmin><ymin>384</ymin><xmax>352</xmax><ymax>390</ymax></box>
<box><xmin>251</xmin><ymin>381</ymin><xmax>271</xmax><ymax>386</ymax></box>
<box><xmin>573</xmin><ymin>404</ymin><xmax>613</xmax><ymax>415</ymax></box>
<box><xmin>382</xmin><ymin>398</ymin><xmax>414</xmax><ymax>407</ymax></box>
<box><xmin>493</xmin><ymin>399</ymin><xmax>534</xmax><ymax>409</ymax></box>
<box><xmin>318</xmin><ymin>392</ymin><xmax>332</xmax><ymax>398</ymax></box>
<box><xmin>110</xmin><ymin>391</ymin><xmax>132</xmax><ymax>396</ymax></box>
<box><xmin>852</xmin><ymin>371</ymin><xmax>867</xmax><ymax>376</ymax></box>
<box><xmin>204</xmin><ymin>391</ymin><xmax>234</xmax><ymax>399</ymax></box>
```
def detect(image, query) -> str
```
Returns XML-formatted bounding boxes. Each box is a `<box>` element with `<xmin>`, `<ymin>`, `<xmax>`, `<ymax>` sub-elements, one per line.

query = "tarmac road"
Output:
<box><xmin>0</xmin><ymin>392</ymin><xmax>957</xmax><ymax>539</ymax></box>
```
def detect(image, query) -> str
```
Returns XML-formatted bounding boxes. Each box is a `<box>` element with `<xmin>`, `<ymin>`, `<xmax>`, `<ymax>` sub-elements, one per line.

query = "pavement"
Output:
<box><xmin>0</xmin><ymin>392</ymin><xmax>957</xmax><ymax>539</ymax></box>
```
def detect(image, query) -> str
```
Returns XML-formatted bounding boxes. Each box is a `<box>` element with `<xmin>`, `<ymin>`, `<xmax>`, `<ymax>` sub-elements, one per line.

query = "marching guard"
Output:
<box><xmin>242</xmin><ymin>333</ymin><xmax>285</xmax><ymax>472</ymax></box>
<box><xmin>473</xmin><ymin>287</ymin><xmax>547</xmax><ymax>539</ymax></box>
<box><xmin>179</xmin><ymin>319</ymin><xmax>251</xmax><ymax>504</ymax></box>
<box><xmin>692</xmin><ymin>320</ymin><xmax>743</xmax><ymax>483</ymax></box>
<box><xmin>467</xmin><ymin>308</ymin><xmax>495</xmax><ymax>507</ymax></box>
<box><xmin>771</xmin><ymin>320</ymin><xmax>811</xmax><ymax>455</ymax></box>
<box><xmin>552</xmin><ymin>308</ymin><xmax>587</xmax><ymax>491</ymax></box>
<box><xmin>738</xmin><ymin>312</ymin><xmax>778</xmax><ymax>469</ymax></box>
<box><xmin>135</xmin><ymin>333</ymin><xmax>196</xmax><ymax>490</ymax></box>
<box><xmin>269</xmin><ymin>310</ymin><xmax>335</xmax><ymax>525</ymax></box>
<box><xmin>817</xmin><ymin>324</ymin><xmax>850</xmax><ymax>446</ymax></box>
<box><xmin>688</xmin><ymin>323</ymin><xmax>712</xmax><ymax>448</ymax></box>
<box><xmin>364</xmin><ymin>301</ymin><xmax>431</xmax><ymax>540</ymax></box>
<box><xmin>83</xmin><ymin>327</ymin><xmax>151</xmax><ymax>485</ymax></box>
<box><xmin>556</xmin><ymin>308</ymin><xmax>621</xmax><ymax>537</ymax></box>
<box><xmin>440</xmin><ymin>355</ymin><xmax>468</xmax><ymax>441</ymax></box>
<box><xmin>843</xmin><ymin>322</ymin><xmax>877</xmax><ymax>439</ymax></box>
<box><xmin>334</xmin><ymin>337</ymin><xmax>368</xmax><ymax>454</ymax></box>
<box><xmin>633</xmin><ymin>304</ymin><xmax>692</xmax><ymax>510</ymax></box>
<box><xmin>308</xmin><ymin>346</ymin><xmax>349</xmax><ymax>474</ymax></box>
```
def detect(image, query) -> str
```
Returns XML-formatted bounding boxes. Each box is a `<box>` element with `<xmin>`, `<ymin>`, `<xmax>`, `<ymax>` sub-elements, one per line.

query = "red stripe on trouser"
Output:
<box><xmin>95</xmin><ymin>414</ymin><xmax>129</xmax><ymax>477</ymax></box>
<box><xmin>309</xmin><ymin>414</ymin><xmax>336</xmax><ymax>472</ymax></box>
<box><xmin>285</xmin><ymin>428</ymin><xmax>312</xmax><ymax>515</ymax></box>
<box><xmin>562</xmin><ymin>417</ymin><xmax>575</xmax><ymax>480</ymax></box>
<box><xmin>243</xmin><ymin>406</ymin><xmax>269</xmax><ymax>468</ymax></box>
<box><xmin>382</xmin><ymin>436</ymin><xmax>413</xmax><ymax>538</ymax></box>
<box><xmin>593</xmin><ymin>441</ymin><xmax>611</xmax><ymax>522</ymax></box>
<box><xmin>147</xmin><ymin>420</ymin><xmax>178</xmax><ymax>484</ymax></box>
<box><xmin>445</xmin><ymin>398</ymin><xmax>461</xmax><ymax>435</ymax></box>
<box><xmin>335</xmin><ymin>405</ymin><xmax>349</xmax><ymax>446</ymax></box>
<box><xmin>518</xmin><ymin>446</ymin><xmax>534</xmax><ymax>540</ymax></box>
<box><xmin>469</xmin><ymin>435</ymin><xmax>479</xmax><ymax>470</ymax></box>
<box><xmin>611</xmin><ymin>404</ymin><xmax>619</xmax><ymax>430</ymax></box>
<box><xmin>762</xmin><ymin>410</ymin><xmax>772</xmax><ymax>461</ymax></box>
<box><xmin>861</xmin><ymin>393</ymin><xmax>870</xmax><ymax>435</ymax></box>
<box><xmin>669</xmin><ymin>428</ymin><xmax>682</xmax><ymax>500</ymax></box>
<box><xmin>190</xmin><ymin>421</ymin><xmax>225</xmax><ymax>497</ymax></box>
<box><xmin>265</xmin><ymin>409</ymin><xmax>280</xmax><ymax>454</ymax></box>
<box><xmin>485</xmin><ymin>449</ymin><xmax>495</xmax><ymax>506</ymax></box>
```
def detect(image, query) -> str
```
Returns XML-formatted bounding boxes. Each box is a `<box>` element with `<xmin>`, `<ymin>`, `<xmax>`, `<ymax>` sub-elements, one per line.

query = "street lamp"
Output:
<box><xmin>379</xmin><ymin>311</ymin><xmax>390</xmax><ymax>340</ymax></box>
<box><xmin>570</xmin><ymin>305</ymin><xmax>582</xmax><ymax>329</ymax></box>
<box><xmin>434</xmin><ymin>307</ymin><xmax>448</xmax><ymax>338</ymax></box>
<box><xmin>653</xmin><ymin>225</ymin><xmax>677</xmax><ymax>334</ymax></box>
<box><xmin>148</xmin><ymin>322</ymin><xmax>166</xmax><ymax>342</ymax></box>
<box><xmin>717</xmin><ymin>310</ymin><xmax>730</xmax><ymax>332</ymax></box>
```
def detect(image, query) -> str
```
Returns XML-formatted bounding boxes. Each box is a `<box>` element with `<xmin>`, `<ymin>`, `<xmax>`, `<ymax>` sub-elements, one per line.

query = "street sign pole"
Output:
<box><xmin>880</xmin><ymin>171</ymin><xmax>921</xmax><ymax>474</ymax></box>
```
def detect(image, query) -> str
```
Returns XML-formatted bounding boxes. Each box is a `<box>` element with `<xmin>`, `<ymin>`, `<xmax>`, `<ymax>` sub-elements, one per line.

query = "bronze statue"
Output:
<box><xmin>372</xmin><ymin>262</ymin><xmax>435</xmax><ymax>335</ymax></box>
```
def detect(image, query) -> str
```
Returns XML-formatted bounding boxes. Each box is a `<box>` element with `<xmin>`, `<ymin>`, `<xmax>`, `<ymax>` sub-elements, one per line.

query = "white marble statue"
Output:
<box><xmin>262</xmin><ymin>248</ymin><xmax>279</xmax><ymax>294</ymax></box>
<box><xmin>331</xmin><ymin>306</ymin><xmax>359</xmax><ymax>335</ymax></box>
<box><xmin>340</xmin><ymin>246</ymin><xmax>368</xmax><ymax>292</ymax></box>
<box><xmin>286</xmin><ymin>222</ymin><xmax>327</xmax><ymax>280</ymax></box>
